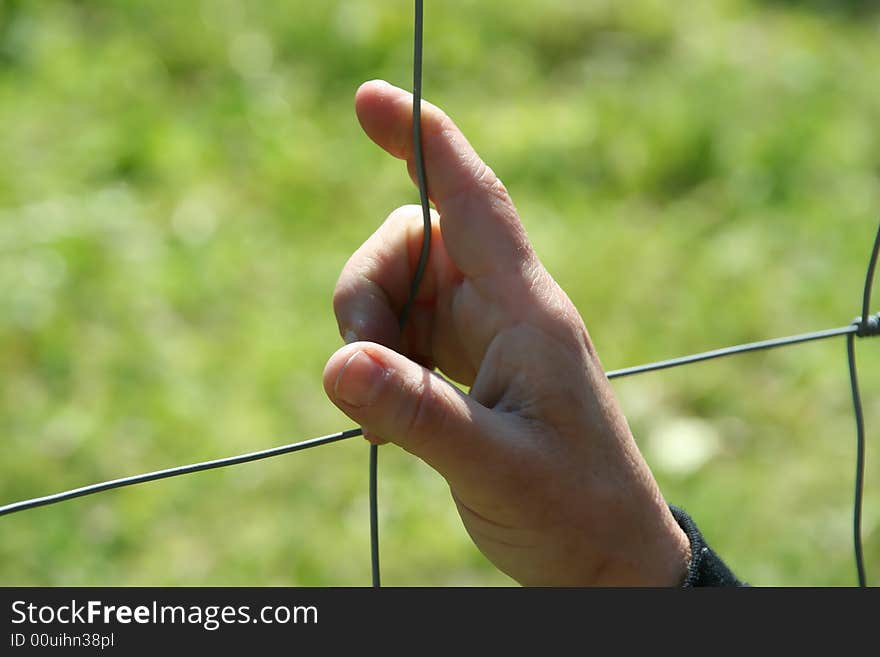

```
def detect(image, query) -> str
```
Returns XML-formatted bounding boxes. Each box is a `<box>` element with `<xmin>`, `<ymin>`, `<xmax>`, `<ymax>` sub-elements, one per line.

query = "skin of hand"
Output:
<box><xmin>322</xmin><ymin>80</ymin><xmax>690</xmax><ymax>586</ymax></box>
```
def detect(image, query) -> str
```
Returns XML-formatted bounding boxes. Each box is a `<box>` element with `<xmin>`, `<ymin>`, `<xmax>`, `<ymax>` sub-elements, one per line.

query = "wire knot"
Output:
<box><xmin>852</xmin><ymin>313</ymin><xmax>880</xmax><ymax>337</ymax></box>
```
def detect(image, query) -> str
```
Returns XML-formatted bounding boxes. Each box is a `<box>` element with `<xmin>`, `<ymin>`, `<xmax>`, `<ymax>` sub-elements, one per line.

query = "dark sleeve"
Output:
<box><xmin>669</xmin><ymin>505</ymin><xmax>746</xmax><ymax>587</ymax></box>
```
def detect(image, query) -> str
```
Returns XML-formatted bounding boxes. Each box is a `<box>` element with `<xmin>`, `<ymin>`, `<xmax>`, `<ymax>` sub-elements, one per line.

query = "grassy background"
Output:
<box><xmin>0</xmin><ymin>0</ymin><xmax>878</xmax><ymax>586</ymax></box>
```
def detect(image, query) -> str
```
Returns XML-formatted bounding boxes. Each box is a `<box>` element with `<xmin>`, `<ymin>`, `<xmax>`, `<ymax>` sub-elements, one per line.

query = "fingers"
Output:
<box><xmin>355</xmin><ymin>80</ymin><xmax>535</xmax><ymax>279</ymax></box>
<box><xmin>323</xmin><ymin>341</ymin><xmax>504</xmax><ymax>482</ymax></box>
<box><xmin>332</xmin><ymin>205</ymin><xmax>453</xmax><ymax>349</ymax></box>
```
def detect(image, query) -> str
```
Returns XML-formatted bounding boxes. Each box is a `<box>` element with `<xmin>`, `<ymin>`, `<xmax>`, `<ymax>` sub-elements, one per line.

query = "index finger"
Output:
<box><xmin>355</xmin><ymin>80</ymin><xmax>535</xmax><ymax>279</ymax></box>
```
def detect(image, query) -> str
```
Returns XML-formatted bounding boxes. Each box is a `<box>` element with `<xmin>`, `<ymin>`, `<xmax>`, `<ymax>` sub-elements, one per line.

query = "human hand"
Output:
<box><xmin>323</xmin><ymin>80</ymin><xmax>690</xmax><ymax>586</ymax></box>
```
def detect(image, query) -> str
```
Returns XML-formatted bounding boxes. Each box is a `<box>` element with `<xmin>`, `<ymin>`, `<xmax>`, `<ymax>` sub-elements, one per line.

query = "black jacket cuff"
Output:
<box><xmin>669</xmin><ymin>505</ymin><xmax>745</xmax><ymax>587</ymax></box>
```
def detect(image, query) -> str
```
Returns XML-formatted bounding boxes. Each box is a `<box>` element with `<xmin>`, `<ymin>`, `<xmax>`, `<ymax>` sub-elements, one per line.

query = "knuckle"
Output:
<box><xmin>386</xmin><ymin>204</ymin><xmax>423</xmax><ymax>228</ymax></box>
<box><xmin>472</xmin><ymin>159</ymin><xmax>510</xmax><ymax>204</ymax></box>
<box><xmin>331</xmin><ymin>275</ymin><xmax>357</xmax><ymax>314</ymax></box>
<box><xmin>405</xmin><ymin>379</ymin><xmax>432</xmax><ymax>437</ymax></box>
<box><xmin>401</xmin><ymin>374</ymin><xmax>438</xmax><ymax>443</ymax></box>
<box><xmin>487</xmin><ymin>174</ymin><xmax>512</xmax><ymax>206</ymax></box>
<box><xmin>432</xmin><ymin>111</ymin><xmax>456</xmax><ymax>143</ymax></box>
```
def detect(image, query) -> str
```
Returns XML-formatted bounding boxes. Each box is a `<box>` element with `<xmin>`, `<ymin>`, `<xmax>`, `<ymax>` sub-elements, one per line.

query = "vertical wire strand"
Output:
<box><xmin>846</xmin><ymin>333</ymin><xmax>867</xmax><ymax>587</ymax></box>
<box><xmin>847</xmin><ymin>220</ymin><xmax>880</xmax><ymax>587</ymax></box>
<box><xmin>369</xmin><ymin>0</ymin><xmax>431</xmax><ymax>589</ymax></box>
<box><xmin>403</xmin><ymin>0</ymin><xmax>432</xmax><ymax>329</ymax></box>
<box><xmin>369</xmin><ymin>442</ymin><xmax>380</xmax><ymax>587</ymax></box>
<box><xmin>860</xmin><ymin>223</ymin><xmax>880</xmax><ymax>329</ymax></box>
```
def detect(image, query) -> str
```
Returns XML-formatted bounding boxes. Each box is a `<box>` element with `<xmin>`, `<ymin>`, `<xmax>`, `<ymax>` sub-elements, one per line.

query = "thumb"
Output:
<box><xmin>355</xmin><ymin>79</ymin><xmax>534</xmax><ymax>279</ymax></box>
<box><xmin>323</xmin><ymin>341</ymin><xmax>502</xmax><ymax>481</ymax></box>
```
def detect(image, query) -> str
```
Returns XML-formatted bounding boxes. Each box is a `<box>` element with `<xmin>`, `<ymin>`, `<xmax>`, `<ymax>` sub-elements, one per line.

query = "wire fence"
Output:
<box><xmin>1</xmin><ymin>1</ymin><xmax>876</xmax><ymax>588</ymax></box>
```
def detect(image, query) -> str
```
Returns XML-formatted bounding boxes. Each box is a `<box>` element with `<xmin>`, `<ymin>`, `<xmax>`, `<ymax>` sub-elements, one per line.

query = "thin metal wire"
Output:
<box><xmin>367</xmin><ymin>0</ymin><xmax>433</xmax><ymax>589</ymax></box>
<box><xmin>845</xmin><ymin>221</ymin><xmax>880</xmax><ymax>587</ymax></box>
<box><xmin>860</xmin><ymin>223</ymin><xmax>880</xmax><ymax>331</ymax></box>
<box><xmin>606</xmin><ymin>325</ymin><xmax>859</xmax><ymax>380</ymax></box>
<box><xmin>369</xmin><ymin>442</ymin><xmax>380</xmax><ymax>587</ymax></box>
<box><xmin>847</xmin><ymin>333</ymin><xmax>867</xmax><ymax>587</ymax></box>
<box><xmin>0</xmin><ymin>428</ymin><xmax>363</xmax><ymax>518</ymax></box>
<box><xmin>401</xmin><ymin>0</ymin><xmax>432</xmax><ymax>331</ymax></box>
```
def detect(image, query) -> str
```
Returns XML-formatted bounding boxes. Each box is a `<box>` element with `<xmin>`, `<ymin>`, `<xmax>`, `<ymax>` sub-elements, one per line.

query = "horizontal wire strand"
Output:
<box><xmin>606</xmin><ymin>324</ymin><xmax>859</xmax><ymax>380</ymax></box>
<box><xmin>0</xmin><ymin>428</ymin><xmax>363</xmax><ymax>517</ymax></box>
<box><xmin>1</xmin><ymin>321</ymin><xmax>864</xmax><ymax>518</ymax></box>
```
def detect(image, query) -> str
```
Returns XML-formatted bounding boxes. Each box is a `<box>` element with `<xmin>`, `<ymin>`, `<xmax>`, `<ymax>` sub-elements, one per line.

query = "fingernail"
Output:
<box><xmin>334</xmin><ymin>351</ymin><xmax>385</xmax><ymax>408</ymax></box>
<box><xmin>343</xmin><ymin>329</ymin><xmax>358</xmax><ymax>344</ymax></box>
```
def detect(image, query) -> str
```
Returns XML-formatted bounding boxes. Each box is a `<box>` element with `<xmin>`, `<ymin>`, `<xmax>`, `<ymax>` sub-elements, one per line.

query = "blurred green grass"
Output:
<box><xmin>0</xmin><ymin>0</ymin><xmax>878</xmax><ymax>586</ymax></box>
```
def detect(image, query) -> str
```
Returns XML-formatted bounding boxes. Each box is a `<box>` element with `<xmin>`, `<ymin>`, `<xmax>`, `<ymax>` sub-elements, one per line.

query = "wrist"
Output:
<box><xmin>649</xmin><ymin>510</ymin><xmax>692</xmax><ymax>586</ymax></box>
<box><xmin>590</xmin><ymin>501</ymin><xmax>692</xmax><ymax>587</ymax></box>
